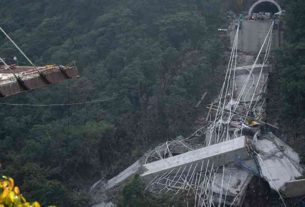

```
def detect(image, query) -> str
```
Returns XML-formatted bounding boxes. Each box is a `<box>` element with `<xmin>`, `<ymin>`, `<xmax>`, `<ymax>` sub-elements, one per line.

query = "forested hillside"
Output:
<box><xmin>0</xmin><ymin>0</ymin><xmax>226</xmax><ymax>206</ymax></box>
<box><xmin>278</xmin><ymin>0</ymin><xmax>305</xmax><ymax>122</ymax></box>
<box><xmin>271</xmin><ymin>0</ymin><xmax>305</xmax><ymax>159</ymax></box>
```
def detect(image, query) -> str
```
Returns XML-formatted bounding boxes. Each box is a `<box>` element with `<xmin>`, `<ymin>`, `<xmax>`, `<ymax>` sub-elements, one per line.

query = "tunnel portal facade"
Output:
<box><xmin>248</xmin><ymin>0</ymin><xmax>282</xmax><ymax>16</ymax></box>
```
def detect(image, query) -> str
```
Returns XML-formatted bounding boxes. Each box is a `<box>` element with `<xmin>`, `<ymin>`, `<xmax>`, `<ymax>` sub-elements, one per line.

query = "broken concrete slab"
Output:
<box><xmin>234</xmin><ymin>66</ymin><xmax>269</xmax><ymax>102</ymax></box>
<box><xmin>212</xmin><ymin>168</ymin><xmax>253</xmax><ymax>206</ymax></box>
<box><xmin>105</xmin><ymin>160</ymin><xmax>142</xmax><ymax>190</ymax></box>
<box><xmin>254</xmin><ymin>133</ymin><xmax>304</xmax><ymax>192</ymax></box>
<box><xmin>141</xmin><ymin>136</ymin><xmax>250</xmax><ymax>181</ymax></box>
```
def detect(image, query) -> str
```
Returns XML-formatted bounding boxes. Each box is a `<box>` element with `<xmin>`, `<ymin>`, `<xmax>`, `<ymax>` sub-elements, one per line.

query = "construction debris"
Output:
<box><xmin>195</xmin><ymin>92</ymin><xmax>208</xmax><ymax>108</ymax></box>
<box><xmin>91</xmin><ymin>4</ymin><xmax>305</xmax><ymax>207</ymax></box>
<box><xmin>211</xmin><ymin>168</ymin><xmax>253</xmax><ymax>206</ymax></box>
<box><xmin>141</xmin><ymin>136</ymin><xmax>249</xmax><ymax>181</ymax></box>
<box><xmin>254</xmin><ymin>133</ymin><xmax>304</xmax><ymax>193</ymax></box>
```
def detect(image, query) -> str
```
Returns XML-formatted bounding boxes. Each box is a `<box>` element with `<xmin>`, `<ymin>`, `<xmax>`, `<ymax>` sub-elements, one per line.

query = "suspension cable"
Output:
<box><xmin>235</xmin><ymin>21</ymin><xmax>274</xmax><ymax>108</ymax></box>
<box><xmin>0</xmin><ymin>27</ymin><xmax>36</xmax><ymax>67</ymax></box>
<box><xmin>0</xmin><ymin>57</ymin><xmax>9</xmax><ymax>69</ymax></box>
<box><xmin>245</xmin><ymin>24</ymin><xmax>273</xmax><ymax>120</ymax></box>
<box><xmin>0</xmin><ymin>97</ymin><xmax>115</xmax><ymax>107</ymax></box>
<box><xmin>209</xmin><ymin>22</ymin><xmax>240</xmax><ymax>145</ymax></box>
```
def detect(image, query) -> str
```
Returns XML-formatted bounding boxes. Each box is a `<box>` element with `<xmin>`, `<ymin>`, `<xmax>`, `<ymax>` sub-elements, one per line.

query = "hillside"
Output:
<box><xmin>0</xmin><ymin>0</ymin><xmax>304</xmax><ymax>206</ymax></box>
<box><xmin>0</xmin><ymin>0</ymin><xmax>226</xmax><ymax>206</ymax></box>
<box><xmin>267</xmin><ymin>0</ymin><xmax>305</xmax><ymax>161</ymax></box>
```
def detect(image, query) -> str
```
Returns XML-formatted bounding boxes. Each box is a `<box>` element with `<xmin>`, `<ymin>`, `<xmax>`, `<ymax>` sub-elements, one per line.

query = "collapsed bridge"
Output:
<box><xmin>91</xmin><ymin>1</ymin><xmax>305</xmax><ymax>206</ymax></box>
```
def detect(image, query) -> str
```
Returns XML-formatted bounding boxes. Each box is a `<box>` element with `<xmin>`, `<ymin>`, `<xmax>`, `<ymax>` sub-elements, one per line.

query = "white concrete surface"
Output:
<box><xmin>212</xmin><ymin>168</ymin><xmax>253</xmax><ymax>205</ymax></box>
<box><xmin>234</xmin><ymin>65</ymin><xmax>270</xmax><ymax>102</ymax></box>
<box><xmin>105</xmin><ymin>160</ymin><xmax>142</xmax><ymax>190</ymax></box>
<box><xmin>212</xmin><ymin>168</ymin><xmax>253</xmax><ymax>196</ymax></box>
<box><xmin>254</xmin><ymin>135</ymin><xmax>304</xmax><ymax>192</ymax></box>
<box><xmin>141</xmin><ymin>137</ymin><xmax>250</xmax><ymax>180</ymax></box>
<box><xmin>233</xmin><ymin>20</ymin><xmax>281</xmax><ymax>53</ymax></box>
<box><xmin>234</xmin><ymin>64</ymin><xmax>271</xmax><ymax>75</ymax></box>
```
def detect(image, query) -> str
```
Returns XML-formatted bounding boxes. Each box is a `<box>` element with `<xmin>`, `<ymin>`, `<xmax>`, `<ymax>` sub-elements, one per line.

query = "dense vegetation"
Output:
<box><xmin>277</xmin><ymin>0</ymin><xmax>305</xmax><ymax>122</ymax></box>
<box><xmin>0</xmin><ymin>0</ymin><xmax>225</xmax><ymax>206</ymax></box>
<box><xmin>117</xmin><ymin>176</ymin><xmax>189</xmax><ymax>207</ymax></box>
<box><xmin>0</xmin><ymin>176</ymin><xmax>42</xmax><ymax>207</ymax></box>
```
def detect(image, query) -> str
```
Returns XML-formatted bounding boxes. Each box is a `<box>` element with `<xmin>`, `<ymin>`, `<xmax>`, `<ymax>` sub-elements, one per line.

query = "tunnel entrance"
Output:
<box><xmin>249</xmin><ymin>0</ymin><xmax>281</xmax><ymax>16</ymax></box>
<box><xmin>253</xmin><ymin>2</ymin><xmax>279</xmax><ymax>14</ymax></box>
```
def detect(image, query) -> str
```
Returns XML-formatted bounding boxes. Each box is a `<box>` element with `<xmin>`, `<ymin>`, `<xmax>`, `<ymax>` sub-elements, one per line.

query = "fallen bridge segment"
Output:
<box><xmin>141</xmin><ymin>136</ymin><xmax>250</xmax><ymax>181</ymax></box>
